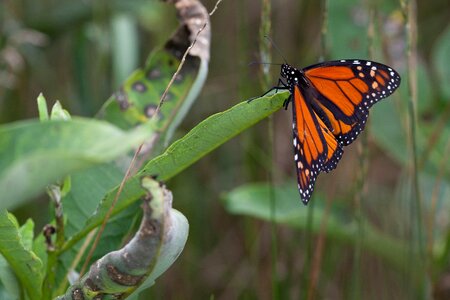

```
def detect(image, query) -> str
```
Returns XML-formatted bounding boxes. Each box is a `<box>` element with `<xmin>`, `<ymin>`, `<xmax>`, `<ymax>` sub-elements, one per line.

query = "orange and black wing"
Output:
<box><xmin>304</xmin><ymin>59</ymin><xmax>401</xmax><ymax>145</ymax></box>
<box><xmin>292</xmin><ymin>86</ymin><xmax>343</xmax><ymax>204</ymax></box>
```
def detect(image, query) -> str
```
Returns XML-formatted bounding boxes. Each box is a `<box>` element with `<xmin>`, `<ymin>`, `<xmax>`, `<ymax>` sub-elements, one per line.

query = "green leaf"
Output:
<box><xmin>0</xmin><ymin>259</ymin><xmax>20</xmax><ymax>300</ymax></box>
<box><xmin>222</xmin><ymin>182</ymin><xmax>411</xmax><ymax>272</ymax></box>
<box><xmin>50</xmin><ymin>101</ymin><xmax>71</xmax><ymax>121</ymax></box>
<box><xmin>18</xmin><ymin>219</ymin><xmax>35</xmax><ymax>251</ymax></box>
<box><xmin>0</xmin><ymin>210</ymin><xmax>43</xmax><ymax>300</ymax></box>
<box><xmin>143</xmin><ymin>92</ymin><xmax>287</xmax><ymax>181</ymax></box>
<box><xmin>0</xmin><ymin>118</ymin><xmax>156</xmax><ymax>209</ymax></box>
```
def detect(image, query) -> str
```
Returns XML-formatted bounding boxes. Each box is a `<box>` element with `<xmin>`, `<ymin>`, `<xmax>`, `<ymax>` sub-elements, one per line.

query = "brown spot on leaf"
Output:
<box><xmin>106</xmin><ymin>264</ymin><xmax>144</xmax><ymax>286</ymax></box>
<box><xmin>174</xmin><ymin>73</ymin><xmax>184</xmax><ymax>83</ymax></box>
<box><xmin>115</xmin><ymin>89</ymin><xmax>131</xmax><ymax>111</ymax></box>
<box><xmin>132</xmin><ymin>82</ymin><xmax>147</xmax><ymax>93</ymax></box>
<box><xmin>147</xmin><ymin>69</ymin><xmax>161</xmax><ymax>80</ymax></box>
<box><xmin>71</xmin><ymin>288</ymin><xmax>85</xmax><ymax>300</ymax></box>
<box><xmin>84</xmin><ymin>278</ymin><xmax>101</xmax><ymax>291</ymax></box>
<box><xmin>144</xmin><ymin>104</ymin><xmax>164</xmax><ymax>120</ymax></box>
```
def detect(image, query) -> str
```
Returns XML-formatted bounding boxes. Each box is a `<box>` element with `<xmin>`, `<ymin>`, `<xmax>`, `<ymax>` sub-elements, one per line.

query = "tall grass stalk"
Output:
<box><xmin>401</xmin><ymin>0</ymin><xmax>427</xmax><ymax>297</ymax></box>
<box><xmin>319</xmin><ymin>0</ymin><xmax>329</xmax><ymax>62</ymax></box>
<box><xmin>259</xmin><ymin>0</ymin><xmax>279</xmax><ymax>298</ymax></box>
<box><xmin>350</xmin><ymin>3</ymin><xmax>377</xmax><ymax>298</ymax></box>
<box><xmin>307</xmin><ymin>196</ymin><xmax>333</xmax><ymax>300</ymax></box>
<box><xmin>427</xmin><ymin>141</ymin><xmax>450</xmax><ymax>272</ymax></box>
<box><xmin>304</xmin><ymin>1</ymin><xmax>329</xmax><ymax>298</ymax></box>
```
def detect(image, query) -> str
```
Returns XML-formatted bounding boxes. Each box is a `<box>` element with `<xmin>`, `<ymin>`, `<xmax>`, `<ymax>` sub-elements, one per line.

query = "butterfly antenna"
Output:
<box><xmin>248</xmin><ymin>61</ymin><xmax>282</xmax><ymax>67</ymax></box>
<box><xmin>264</xmin><ymin>35</ymin><xmax>288</xmax><ymax>64</ymax></box>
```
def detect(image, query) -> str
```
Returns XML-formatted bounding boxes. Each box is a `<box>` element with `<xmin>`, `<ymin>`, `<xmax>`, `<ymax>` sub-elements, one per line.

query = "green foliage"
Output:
<box><xmin>57</xmin><ymin>177</ymin><xmax>189</xmax><ymax>299</ymax></box>
<box><xmin>223</xmin><ymin>182</ymin><xmax>411</xmax><ymax>272</ymax></box>
<box><xmin>0</xmin><ymin>0</ymin><xmax>449</xmax><ymax>299</ymax></box>
<box><xmin>433</xmin><ymin>26</ymin><xmax>450</xmax><ymax>100</ymax></box>
<box><xmin>1</xmin><ymin>0</ymin><xmax>213</xmax><ymax>297</ymax></box>
<box><xmin>63</xmin><ymin>92</ymin><xmax>286</xmax><ymax>256</ymax></box>
<box><xmin>0</xmin><ymin>212</ymin><xmax>43</xmax><ymax>300</ymax></box>
<box><xmin>0</xmin><ymin>117</ymin><xmax>156</xmax><ymax>209</ymax></box>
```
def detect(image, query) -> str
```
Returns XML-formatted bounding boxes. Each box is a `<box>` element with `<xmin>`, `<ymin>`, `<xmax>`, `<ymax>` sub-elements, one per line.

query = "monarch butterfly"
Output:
<box><xmin>267</xmin><ymin>59</ymin><xmax>401</xmax><ymax>204</ymax></box>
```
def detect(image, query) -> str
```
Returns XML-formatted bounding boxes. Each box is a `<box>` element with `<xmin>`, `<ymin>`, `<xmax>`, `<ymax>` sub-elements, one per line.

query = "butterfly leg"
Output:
<box><xmin>283</xmin><ymin>94</ymin><xmax>292</xmax><ymax>110</ymax></box>
<box><xmin>247</xmin><ymin>79</ymin><xmax>289</xmax><ymax>103</ymax></box>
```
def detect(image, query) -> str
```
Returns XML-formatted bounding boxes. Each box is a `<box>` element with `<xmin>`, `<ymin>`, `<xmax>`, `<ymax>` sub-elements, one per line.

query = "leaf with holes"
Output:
<box><xmin>98</xmin><ymin>0</ymin><xmax>210</xmax><ymax>147</ymax></box>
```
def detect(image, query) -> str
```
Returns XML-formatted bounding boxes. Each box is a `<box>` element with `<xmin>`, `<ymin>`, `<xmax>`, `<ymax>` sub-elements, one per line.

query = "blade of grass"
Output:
<box><xmin>304</xmin><ymin>1</ymin><xmax>329</xmax><ymax>298</ymax></box>
<box><xmin>258</xmin><ymin>0</ymin><xmax>279</xmax><ymax>299</ymax></box>
<box><xmin>402</xmin><ymin>0</ymin><xmax>427</xmax><ymax>296</ymax></box>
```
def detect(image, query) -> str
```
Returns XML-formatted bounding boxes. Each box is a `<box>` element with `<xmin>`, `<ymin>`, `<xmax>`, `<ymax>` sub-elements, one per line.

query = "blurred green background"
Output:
<box><xmin>1</xmin><ymin>0</ymin><xmax>449</xmax><ymax>299</ymax></box>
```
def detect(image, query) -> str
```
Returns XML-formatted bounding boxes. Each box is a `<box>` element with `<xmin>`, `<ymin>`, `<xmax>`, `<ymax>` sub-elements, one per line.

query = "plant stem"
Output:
<box><xmin>402</xmin><ymin>0</ymin><xmax>427</xmax><ymax>297</ymax></box>
<box><xmin>259</xmin><ymin>0</ymin><xmax>279</xmax><ymax>298</ymax></box>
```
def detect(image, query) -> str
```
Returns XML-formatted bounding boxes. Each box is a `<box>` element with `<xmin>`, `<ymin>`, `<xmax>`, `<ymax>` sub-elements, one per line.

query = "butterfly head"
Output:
<box><xmin>280</xmin><ymin>63</ymin><xmax>307</xmax><ymax>87</ymax></box>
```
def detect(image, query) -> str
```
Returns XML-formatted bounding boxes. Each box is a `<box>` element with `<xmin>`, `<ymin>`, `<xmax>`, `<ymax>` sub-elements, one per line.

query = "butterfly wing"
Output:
<box><xmin>292</xmin><ymin>86</ymin><xmax>343</xmax><ymax>204</ymax></box>
<box><xmin>303</xmin><ymin>59</ymin><xmax>401</xmax><ymax>145</ymax></box>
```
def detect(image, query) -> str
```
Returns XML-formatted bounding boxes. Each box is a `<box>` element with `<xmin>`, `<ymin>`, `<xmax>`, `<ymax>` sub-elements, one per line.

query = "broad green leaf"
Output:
<box><xmin>0</xmin><ymin>219</ymin><xmax>36</xmax><ymax>299</ymax></box>
<box><xmin>0</xmin><ymin>210</ymin><xmax>43</xmax><ymax>300</ymax></box>
<box><xmin>0</xmin><ymin>118</ymin><xmax>156</xmax><ymax>209</ymax></box>
<box><xmin>0</xmin><ymin>267</ymin><xmax>19</xmax><ymax>300</ymax></box>
<box><xmin>222</xmin><ymin>182</ymin><xmax>411</xmax><ymax>272</ymax></box>
<box><xmin>63</xmin><ymin>92</ymin><xmax>287</xmax><ymax>252</ymax></box>
<box><xmin>143</xmin><ymin>93</ymin><xmax>288</xmax><ymax>181</ymax></box>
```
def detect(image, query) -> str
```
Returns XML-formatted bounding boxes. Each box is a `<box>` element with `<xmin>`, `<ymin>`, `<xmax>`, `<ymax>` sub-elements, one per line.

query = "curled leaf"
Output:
<box><xmin>164</xmin><ymin>0</ymin><xmax>211</xmax><ymax>62</ymax></box>
<box><xmin>56</xmin><ymin>177</ymin><xmax>188</xmax><ymax>299</ymax></box>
